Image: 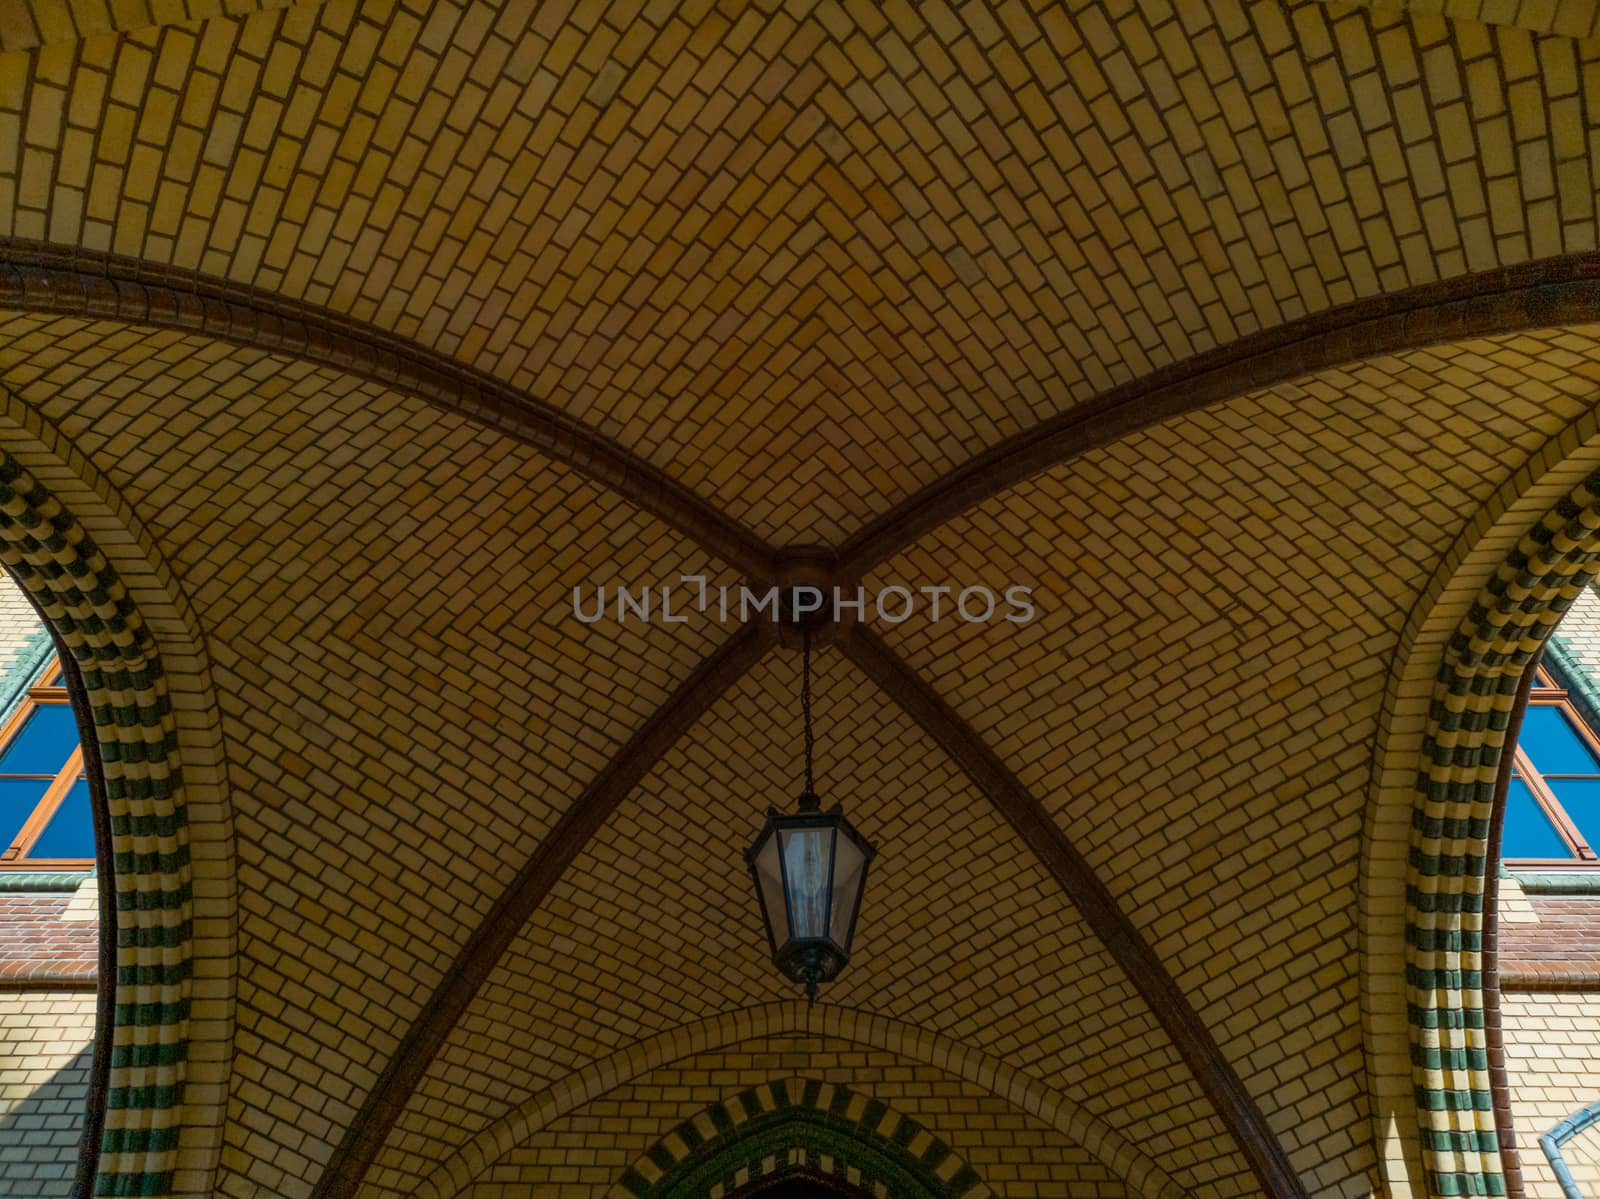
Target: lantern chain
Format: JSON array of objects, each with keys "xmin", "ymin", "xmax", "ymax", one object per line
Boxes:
[{"xmin": 802, "ymin": 620, "xmax": 815, "ymax": 797}]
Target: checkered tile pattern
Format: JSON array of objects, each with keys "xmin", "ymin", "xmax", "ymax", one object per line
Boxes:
[
  {"xmin": 0, "ymin": 450, "xmax": 190, "ymax": 1196},
  {"xmin": 1404, "ymin": 469, "xmax": 1600, "ymax": 1196}
]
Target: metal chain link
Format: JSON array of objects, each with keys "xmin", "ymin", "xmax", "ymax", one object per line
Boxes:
[{"xmin": 802, "ymin": 621, "xmax": 814, "ymax": 795}]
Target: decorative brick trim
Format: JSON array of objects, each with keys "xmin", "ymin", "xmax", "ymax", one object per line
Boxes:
[
  {"xmin": 0, "ymin": 450, "xmax": 191, "ymax": 1198},
  {"xmin": 609, "ymin": 1077, "xmax": 988, "ymax": 1199},
  {"xmin": 0, "ymin": 239, "xmax": 774, "ymax": 581},
  {"xmin": 1402, "ymin": 468, "xmax": 1600, "ymax": 1198},
  {"xmin": 0, "ymin": 966, "xmax": 95, "ymax": 986},
  {"xmin": 0, "ymin": 871, "xmax": 90, "ymax": 891},
  {"xmin": 1362, "ymin": 413, "xmax": 1600, "ymax": 1199},
  {"xmin": 0, "ymin": 389, "xmax": 237, "ymax": 1199},
  {"xmin": 15, "ymin": 247, "xmax": 1600, "ymax": 1199},
  {"xmin": 1482, "ymin": 661, "xmax": 1537, "ymax": 1199},
  {"xmin": 58, "ymin": 639, "xmax": 116, "ymax": 1192},
  {"xmin": 840, "ymin": 625, "xmax": 1305, "ymax": 1199},
  {"xmin": 414, "ymin": 1004, "xmax": 1185, "ymax": 1199},
  {"xmin": 1509, "ymin": 874, "xmax": 1600, "ymax": 894},
  {"xmin": 311, "ymin": 621, "xmax": 779, "ymax": 1199},
  {"xmin": 1498, "ymin": 965, "xmax": 1600, "ymax": 990},
  {"xmin": 0, "ymin": 619, "xmax": 51, "ymax": 725}
]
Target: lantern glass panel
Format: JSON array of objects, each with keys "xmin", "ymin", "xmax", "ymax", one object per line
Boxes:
[
  {"xmin": 752, "ymin": 831, "xmax": 787, "ymax": 946},
  {"xmin": 779, "ymin": 826, "xmax": 832, "ymax": 939},
  {"xmin": 828, "ymin": 833, "xmax": 866, "ymax": 949}
]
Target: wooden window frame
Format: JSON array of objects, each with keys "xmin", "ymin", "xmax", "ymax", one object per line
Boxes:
[
  {"xmin": 1505, "ymin": 667, "xmax": 1600, "ymax": 868},
  {"xmin": 0, "ymin": 655, "xmax": 93, "ymax": 870}
]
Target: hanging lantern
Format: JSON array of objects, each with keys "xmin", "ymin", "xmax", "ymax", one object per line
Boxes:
[{"xmin": 745, "ymin": 622, "xmax": 876, "ymax": 1003}]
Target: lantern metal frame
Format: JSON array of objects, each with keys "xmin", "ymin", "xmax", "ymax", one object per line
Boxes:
[
  {"xmin": 744, "ymin": 615, "xmax": 876, "ymax": 1002},
  {"xmin": 745, "ymin": 789, "xmax": 876, "ymax": 1001}
]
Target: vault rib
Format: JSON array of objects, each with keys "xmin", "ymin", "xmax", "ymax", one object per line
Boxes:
[
  {"xmin": 0, "ymin": 239, "xmax": 775, "ymax": 582},
  {"xmin": 307, "ymin": 619, "xmax": 777, "ymax": 1199},
  {"xmin": 834, "ymin": 253, "xmax": 1600, "ymax": 579},
  {"xmin": 840, "ymin": 623, "xmax": 1310, "ymax": 1199},
  {"xmin": 19, "ymin": 242, "xmax": 1590, "ymax": 1199},
  {"xmin": 8, "ymin": 241, "xmax": 1600, "ymax": 585}
]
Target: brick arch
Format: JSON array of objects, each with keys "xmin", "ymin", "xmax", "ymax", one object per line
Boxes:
[
  {"xmin": 0, "ymin": 387, "xmax": 236, "ymax": 1199},
  {"xmin": 415, "ymin": 1003, "xmax": 1186, "ymax": 1199},
  {"xmin": 13, "ymin": 243, "xmax": 1600, "ymax": 1199},
  {"xmin": 609, "ymin": 1076, "xmax": 987, "ymax": 1199},
  {"xmin": 1362, "ymin": 404, "xmax": 1600, "ymax": 1199}
]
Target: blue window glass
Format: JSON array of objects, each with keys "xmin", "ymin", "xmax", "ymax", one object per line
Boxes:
[
  {"xmin": 1502, "ymin": 777, "xmax": 1575, "ymax": 860},
  {"xmin": 0, "ymin": 705, "xmax": 78, "ymax": 776},
  {"xmin": 0, "ymin": 776, "xmax": 49, "ymax": 851},
  {"xmin": 27, "ymin": 778, "xmax": 94, "ymax": 860},
  {"xmin": 0, "ymin": 657, "xmax": 95, "ymax": 866},
  {"xmin": 1517, "ymin": 705, "xmax": 1600, "ymax": 775},
  {"xmin": 1549, "ymin": 777, "xmax": 1600, "ymax": 852}
]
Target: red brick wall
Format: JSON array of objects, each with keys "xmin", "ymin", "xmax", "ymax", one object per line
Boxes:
[
  {"xmin": 0, "ymin": 894, "xmax": 96, "ymax": 983},
  {"xmin": 1501, "ymin": 896, "xmax": 1600, "ymax": 988}
]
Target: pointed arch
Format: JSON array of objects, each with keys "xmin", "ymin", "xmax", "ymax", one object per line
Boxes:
[
  {"xmin": 416, "ymin": 1003, "xmax": 1185, "ymax": 1199},
  {"xmin": 1363, "ymin": 403, "xmax": 1600, "ymax": 1199},
  {"xmin": 0, "ymin": 384, "xmax": 236, "ymax": 1199},
  {"xmin": 608, "ymin": 1076, "xmax": 989, "ymax": 1199}
]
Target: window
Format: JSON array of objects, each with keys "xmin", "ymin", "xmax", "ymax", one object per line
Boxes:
[
  {"xmin": 1504, "ymin": 666, "xmax": 1600, "ymax": 866},
  {"xmin": 0, "ymin": 656, "xmax": 94, "ymax": 869}
]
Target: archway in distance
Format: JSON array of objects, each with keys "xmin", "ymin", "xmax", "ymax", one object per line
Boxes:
[{"xmin": 611, "ymin": 1077, "xmax": 989, "ymax": 1199}]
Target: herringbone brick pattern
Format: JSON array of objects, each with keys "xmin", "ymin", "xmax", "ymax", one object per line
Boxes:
[
  {"xmin": 0, "ymin": 1, "xmax": 1597, "ymax": 1197},
  {"xmin": 2, "ymin": 0, "xmax": 1598, "ymax": 548},
  {"xmin": 866, "ymin": 329, "xmax": 1600, "ymax": 1198},
  {"xmin": 367, "ymin": 648, "xmax": 1230, "ymax": 1198}
]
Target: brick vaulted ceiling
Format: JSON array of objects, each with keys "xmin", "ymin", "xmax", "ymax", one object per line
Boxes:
[{"xmin": 3, "ymin": 1, "xmax": 1600, "ymax": 1198}]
